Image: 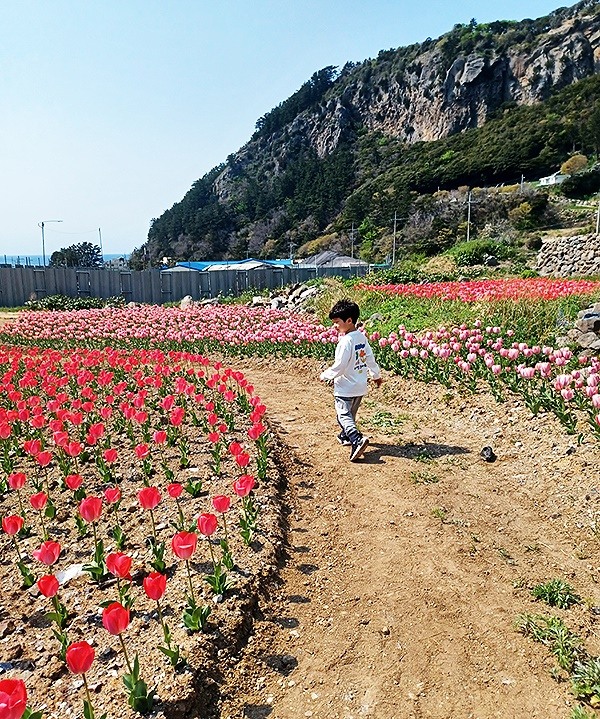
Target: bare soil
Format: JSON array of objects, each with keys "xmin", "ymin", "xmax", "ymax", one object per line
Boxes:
[
  {"xmin": 0, "ymin": 311, "xmax": 20, "ymax": 327},
  {"xmin": 0, "ymin": 360, "xmax": 284, "ymax": 719},
  {"xmin": 218, "ymin": 357, "xmax": 600, "ymax": 719}
]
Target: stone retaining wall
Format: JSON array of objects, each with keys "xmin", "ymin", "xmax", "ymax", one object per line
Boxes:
[{"xmin": 536, "ymin": 233, "xmax": 600, "ymax": 277}]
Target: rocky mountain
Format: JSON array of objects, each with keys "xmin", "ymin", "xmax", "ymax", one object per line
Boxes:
[{"xmin": 132, "ymin": 0, "xmax": 600, "ymax": 268}]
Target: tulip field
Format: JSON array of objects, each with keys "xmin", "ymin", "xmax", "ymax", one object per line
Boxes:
[
  {"xmin": 3, "ymin": 277, "xmax": 600, "ymax": 443},
  {"xmin": 0, "ymin": 345, "xmax": 279, "ymax": 718},
  {"xmin": 2, "ymin": 274, "xmax": 600, "ymax": 718}
]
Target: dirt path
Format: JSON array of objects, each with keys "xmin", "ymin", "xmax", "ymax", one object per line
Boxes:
[{"xmin": 217, "ymin": 357, "xmax": 600, "ymax": 719}]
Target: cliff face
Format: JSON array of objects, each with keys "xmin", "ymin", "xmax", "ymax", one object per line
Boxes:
[
  {"xmin": 137, "ymin": 0, "xmax": 600, "ymax": 266},
  {"xmin": 223, "ymin": 3, "xmax": 600, "ymax": 172}
]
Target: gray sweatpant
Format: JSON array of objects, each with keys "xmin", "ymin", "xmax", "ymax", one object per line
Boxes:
[{"xmin": 334, "ymin": 395, "xmax": 363, "ymax": 442}]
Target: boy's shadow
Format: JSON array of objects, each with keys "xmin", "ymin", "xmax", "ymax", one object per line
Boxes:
[{"xmin": 363, "ymin": 441, "xmax": 470, "ymax": 464}]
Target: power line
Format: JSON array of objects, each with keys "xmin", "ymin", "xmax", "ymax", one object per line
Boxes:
[{"xmin": 42, "ymin": 227, "xmax": 99, "ymax": 235}]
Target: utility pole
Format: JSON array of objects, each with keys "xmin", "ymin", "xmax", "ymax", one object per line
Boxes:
[
  {"xmin": 466, "ymin": 191, "xmax": 473, "ymax": 243},
  {"xmin": 350, "ymin": 222, "xmax": 355, "ymax": 259},
  {"xmin": 38, "ymin": 220, "xmax": 63, "ymax": 266},
  {"xmin": 98, "ymin": 227, "xmax": 103, "ymax": 264},
  {"xmin": 520, "ymin": 174, "xmax": 525, "ymax": 193},
  {"xmin": 596, "ymin": 195, "xmax": 600, "ymax": 235},
  {"xmin": 392, "ymin": 211, "xmax": 397, "ymax": 266}
]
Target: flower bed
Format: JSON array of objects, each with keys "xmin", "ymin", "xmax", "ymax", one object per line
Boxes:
[
  {"xmin": 0, "ymin": 345, "xmax": 282, "ymax": 718},
  {"xmin": 371, "ymin": 322, "xmax": 600, "ymax": 438},
  {"xmin": 0, "ymin": 305, "xmax": 337, "ymax": 357},
  {"xmin": 357, "ymin": 277, "xmax": 600, "ymax": 302}
]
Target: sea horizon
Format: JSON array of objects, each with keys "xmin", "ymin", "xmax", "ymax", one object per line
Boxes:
[{"xmin": 1, "ymin": 252, "xmax": 130, "ymax": 267}]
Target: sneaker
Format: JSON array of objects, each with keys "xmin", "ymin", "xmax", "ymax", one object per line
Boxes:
[
  {"xmin": 337, "ymin": 432, "xmax": 352, "ymax": 446},
  {"xmin": 350, "ymin": 435, "xmax": 369, "ymax": 462}
]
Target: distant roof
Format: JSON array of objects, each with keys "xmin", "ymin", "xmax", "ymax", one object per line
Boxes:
[
  {"xmin": 205, "ymin": 260, "xmax": 265, "ymax": 271},
  {"xmin": 164, "ymin": 258, "xmax": 293, "ymax": 272},
  {"xmin": 297, "ymin": 251, "xmax": 368, "ymax": 268}
]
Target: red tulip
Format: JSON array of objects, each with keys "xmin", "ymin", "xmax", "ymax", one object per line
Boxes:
[
  {"xmin": 197, "ymin": 513, "xmax": 218, "ymax": 536},
  {"xmin": 228, "ymin": 441, "xmax": 243, "ymax": 456},
  {"xmin": 152, "ymin": 430, "xmax": 167, "ymax": 445},
  {"xmin": 167, "ymin": 483, "xmax": 183, "ymax": 498},
  {"xmin": 208, "ymin": 431, "xmax": 220, "ymax": 444},
  {"xmin": 169, "ymin": 407, "xmax": 185, "ymax": 427},
  {"xmin": 171, "ymin": 531, "xmax": 197, "ymax": 560},
  {"xmin": 32, "ymin": 540, "xmax": 61, "ymax": 566},
  {"xmin": 37, "ymin": 574, "xmax": 59, "ymax": 598},
  {"xmin": 29, "ymin": 492, "xmax": 48, "ymax": 511},
  {"xmin": 248, "ymin": 423, "xmax": 266, "ymax": 440},
  {"xmin": 65, "ymin": 474, "xmax": 84, "ymax": 491},
  {"xmin": 234, "ymin": 452, "xmax": 250, "ymax": 468},
  {"xmin": 0, "ymin": 678, "xmax": 27, "ymax": 719},
  {"xmin": 36, "ymin": 451, "xmax": 52, "ymax": 467},
  {"xmin": 135, "ymin": 443, "xmax": 150, "ymax": 460},
  {"xmin": 212, "ymin": 495, "xmax": 231, "ymax": 513},
  {"xmin": 2, "ymin": 515, "xmax": 24, "ymax": 536},
  {"xmin": 233, "ymin": 474, "xmax": 255, "ymax": 497},
  {"xmin": 87, "ymin": 422, "xmax": 105, "ymax": 440},
  {"xmin": 160, "ymin": 395, "xmax": 175, "ymax": 411},
  {"xmin": 138, "ymin": 486, "xmax": 161, "ymax": 510},
  {"xmin": 143, "ymin": 572, "xmax": 166, "ymax": 601},
  {"xmin": 79, "ymin": 496, "xmax": 102, "ymax": 523},
  {"xmin": 7, "ymin": 473, "xmax": 26, "ymax": 490},
  {"xmin": 102, "ymin": 602, "xmax": 130, "ymax": 635},
  {"xmin": 104, "ymin": 486, "xmax": 121, "ymax": 504},
  {"xmin": 23, "ymin": 439, "xmax": 41, "ymax": 456},
  {"xmin": 103, "ymin": 448, "xmax": 118, "ymax": 463},
  {"xmin": 30, "ymin": 414, "xmax": 45, "ymax": 430},
  {"xmin": 134, "ymin": 410, "xmax": 148, "ymax": 425},
  {"xmin": 106, "ymin": 552, "xmax": 132, "ymax": 579},
  {"xmin": 53, "ymin": 431, "xmax": 69, "ymax": 447},
  {"xmin": 65, "ymin": 441, "xmax": 82, "ymax": 458},
  {"xmin": 65, "ymin": 641, "xmax": 95, "ymax": 674},
  {"xmin": 0, "ymin": 423, "xmax": 11, "ymax": 440}
]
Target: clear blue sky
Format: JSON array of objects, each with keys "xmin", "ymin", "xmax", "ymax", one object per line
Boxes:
[{"xmin": 1, "ymin": 0, "xmax": 564, "ymax": 257}]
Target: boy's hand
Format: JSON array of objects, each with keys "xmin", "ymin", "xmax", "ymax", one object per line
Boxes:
[{"xmin": 374, "ymin": 377, "xmax": 383, "ymax": 387}]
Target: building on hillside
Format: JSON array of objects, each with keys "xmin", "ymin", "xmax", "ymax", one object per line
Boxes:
[
  {"xmin": 538, "ymin": 171, "xmax": 568, "ymax": 186},
  {"xmin": 296, "ymin": 251, "xmax": 368, "ymax": 269}
]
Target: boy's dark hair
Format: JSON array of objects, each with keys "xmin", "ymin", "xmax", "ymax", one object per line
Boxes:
[{"xmin": 329, "ymin": 299, "xmax": 360, "ymax": 323}]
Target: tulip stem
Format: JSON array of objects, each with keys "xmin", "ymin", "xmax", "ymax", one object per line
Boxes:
[
  {"xmin": 175, "ymin": 498, "xmax": 184, "ymax": 528},
  {"xmin": 156, "ymin": 599, "xmax": 170, "ymax": 647},
  {"xmin": 149, "ymin": 508, "xmax": 157, "ymax": 539},
  {"xmin": 38, "ymin": 510, "xmax": 48, "ymax": 540},
  {"xmin": 208, "ymin": 540, "xmax": 217, "ymax": 573},
  {"xmin": 118, "ymin": 633, "xmax": 133, "ymax": 674},
  {"xmin": 82, "ymin": 673, "xmax": 94, "ymax": 716},
  {"xmin": 222, "ymin": 514, "xmax": 230, "ymax": 547},
  {"xmin": 16, "ymin": 488, "xmax": 26, "ymax": 518},
  {"xmin": 184, "ymin": 560, "xmax": 195, "ymax": 603},
  {"xmin": 91, "ymin": 521, "xmax": 98, "ymax": 550},
  {"xmin": 11, "ymin": 535, "xmax": 22, "ymax": 562}
]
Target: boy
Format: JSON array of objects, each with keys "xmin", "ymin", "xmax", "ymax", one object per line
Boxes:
[{"xmin": 320, "ymin": 299, "xmax": 382, "ymax": 462}]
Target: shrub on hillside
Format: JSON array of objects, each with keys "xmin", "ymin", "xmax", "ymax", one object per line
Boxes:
[
  {"xmin": 449, "ymin": 239, "xmax": 513, "ymax": 267},
  {"xmin": 561, "ymin": 166, "xmax": 600, "ymax": 198}
]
